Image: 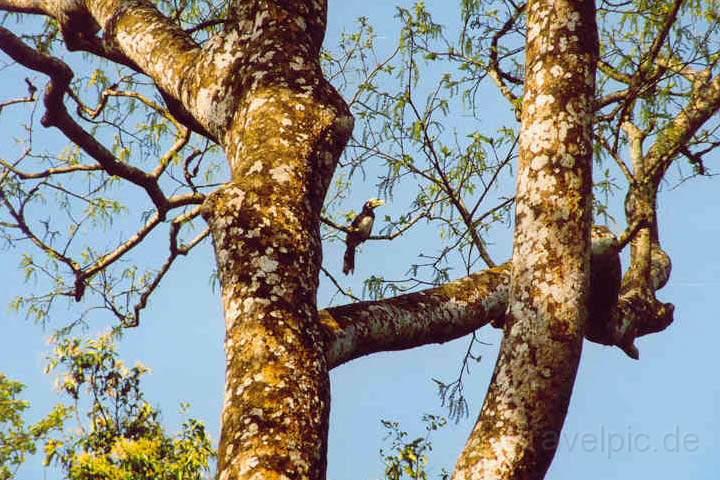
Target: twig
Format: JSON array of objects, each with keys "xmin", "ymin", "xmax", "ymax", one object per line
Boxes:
[{"xmin": 320, "ymin": 266, "xmax": 360, "ymax": 302}]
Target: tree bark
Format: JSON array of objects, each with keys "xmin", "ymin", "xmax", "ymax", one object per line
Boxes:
[
  {"xmin": 322, "ymin": 264, "xmax": 510, "ymax": 368},
  {"xmin": 3, "ymin": 1, "xmax": 703, "ymax": 479},
  {"xmin": 5, "ymin": 1, "xmax": 352, "ymax": 477},
  {"xmin": 452, "ymin": 1, "xmax": 598, "ymax": 478},
  {"xmin": 197, "ymin": 3, "xmax": 353, "ymax": 478}
]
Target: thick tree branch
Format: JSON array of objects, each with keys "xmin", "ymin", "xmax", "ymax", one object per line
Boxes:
[
  {"xmin": 75, "ymin": 0, "xmax": 200, "ymax": 102},
  {"xmin": 321, "ymin": 264, "xmax": 510, "ymax": 369},
  {"xmin": 453, "ymin": 1, "xmax": 599, "ymax": 474},
  {"xmin": 0, "ymin": 0, "xmax": 222, "ymax": 140},
  {"xmin": 0, "ymin": 0, "xmax": 42, "ymax": 14},
  {"xmin": 321, "ymin": 223, "xmax": 672, "ymax": 370}
]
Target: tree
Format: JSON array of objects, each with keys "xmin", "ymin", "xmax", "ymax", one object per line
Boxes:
[
  {"xmin": 0, "ymin": 373, "xmax": 67, "ymax": 479},
  {"xmin": 0, "ymin": 336, "xmax": 214, "ymax": 479},
  {"xmin": 0, "ymin": 0, "xmax": 718, "ymax": 479}
]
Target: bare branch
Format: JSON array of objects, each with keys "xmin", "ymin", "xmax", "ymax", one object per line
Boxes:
[
  {"xmin": 646, "ymin": 74, "xmax": 720, "ymax": 184},
  {"xmin": 0, "ymin": 27, "xmax": 176, "ymax": 218},
  {"xmin": 82, "ymin": 214, "xmax": 163, "ymax": 279},
  {"xmin": 488, "ymin": 3, "xmax": 525, "ymax": 117},
  {"xmin": 128, "ymin": 208, "xmax": 208, "ymax": 327},
  {"xmin": 0, "ymin": 78, "xmax": 37, "ymax": 112},
  {"xmin": 405, "ymin": 90, "xmax": 496, "ymax": 267},
  {"xmin": 0, "ymin": 159, "xmax": 103, "ymax": 179},
  {"xmin": 0, "ymin": 185, "xmax": 82, "ymax": 275},
  {"xmin": 320, "ymin": 266, "xmax": 360, "ymax": 303}
]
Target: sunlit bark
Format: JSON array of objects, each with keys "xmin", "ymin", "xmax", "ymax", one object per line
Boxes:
[
  {"xmin": 4, "ymin": 1, "xmax": 717, "ymax": 479},
  {"xmin": 452, "ymin": 1, "xmax": 598, "ymax": 478},
  {"xmin": 199, "ymin": 3, "xmax": 353, "ymax": 478}
]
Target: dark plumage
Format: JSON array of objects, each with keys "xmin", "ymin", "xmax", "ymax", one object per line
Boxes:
[{"xmin": 342, "ymin": 198, "xmax": 384, "ymax": 275}]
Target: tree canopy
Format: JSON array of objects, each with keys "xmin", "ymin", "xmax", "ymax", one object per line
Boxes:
[{"xmin": 1, "ymin": 0, "xmax": 719, "ymax": 478}]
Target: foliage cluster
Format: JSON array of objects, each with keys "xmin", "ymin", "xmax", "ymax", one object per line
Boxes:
[{"xmin": 1, "ymin": 334, "xmax": 214, "ymax": 479}]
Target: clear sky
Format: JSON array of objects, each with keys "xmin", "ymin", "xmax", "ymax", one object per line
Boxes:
[{"xmin": 1, "ymin": 2, "xmax": 719, "ymax": 479}]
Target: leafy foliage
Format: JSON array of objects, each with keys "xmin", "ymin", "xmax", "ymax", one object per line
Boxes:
[
  {"xmin": 320, "ymin": 4, "xmax": 519, "ymax": 300},
  {"xmin": 380, "ymin": 414, "xmax": 448, "ymax": 480},
  {"xmin": 42, "ymin": 333, "xmax": 215, "ymax": 479},
  {"xmin": 0, "ymin": 335, "xmax": 214, "ymax": 479},
  {"xmin": 0, "ymin": 374, "xmax": 67, "ymax": 480},
  {"xmin": 2, "ymin": 0, "xmax": 720, "ymax": 476}
]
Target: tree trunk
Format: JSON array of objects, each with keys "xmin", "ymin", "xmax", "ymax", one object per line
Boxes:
[
  {"xmin": 199, "ymin": 3, "xmax": 354, "ymax": 478},
  {"xmin": 453, "ymin": 1, "xmax": 598, "ymax": 478},
  {"xmin": 4, "ymin": 0, "xmax": 705, "ymax": 478}
]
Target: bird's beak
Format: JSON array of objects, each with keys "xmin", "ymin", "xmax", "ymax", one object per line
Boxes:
[{"xmin": 369, "ymin": 198, "xmax": 385, "ymax": 208}]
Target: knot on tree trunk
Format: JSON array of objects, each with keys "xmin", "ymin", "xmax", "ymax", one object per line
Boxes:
[
  {"xmin": 490, "ymin": 224, "xmax": 674, "ymax": 359},
  {"xmin": 587, "ymin": 228, "xmax": 674, "ymax": 359},
  {"xmin": 47, "ymin": 1, "xmax": 100, "ymax": 48}
]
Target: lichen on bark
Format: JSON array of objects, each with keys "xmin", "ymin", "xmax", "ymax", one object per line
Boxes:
[
  {"xmin": 2, "ymin": 1, "xmax": 710, "ymax": 479},
  {"xmin": 452, "ymin": 1, "xmax": 599, "ymax": 478},
  {"xmin": 197, "ymin": 2, "xmax": 354, "ymax": 478}
]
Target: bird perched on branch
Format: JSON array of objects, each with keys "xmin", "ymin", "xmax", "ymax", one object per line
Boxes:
[{"xmin": 343, "ymin": 198, "xmax": 384, "ymax": 275}]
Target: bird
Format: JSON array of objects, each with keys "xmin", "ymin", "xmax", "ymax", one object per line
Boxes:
[{"xmin": 342, "ymin": 198, "xmax": 384, "ymax": 275}]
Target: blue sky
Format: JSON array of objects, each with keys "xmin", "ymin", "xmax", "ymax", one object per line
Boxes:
[{"xmin": 1, "ymin": 1, "xmax": 719, "ymax": 479}]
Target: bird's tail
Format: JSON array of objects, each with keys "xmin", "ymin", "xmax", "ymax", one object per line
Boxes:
[{"xmin": 343, "ymin": 244, "xmax": 356, "ymax": 275}]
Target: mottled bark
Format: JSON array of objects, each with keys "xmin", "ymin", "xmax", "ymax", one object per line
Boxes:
[
  {"xmin": 3, "ymin": 1, "xmax": 708, "ymax": 479},
  {"xmin": 452, "ymin": 1, "xmax": 598, "ymax": 478},
  {"xmin": 3, "ymin": 0, "xmax": 350, "ymax": 477},
  {"xmin": 197, "ymin": 4, "xmax": 353, "ymax": 479},
  {"xmin": 322, "ymin": 264, "xmax": 510, "ymax": 368},
  {"xmin": 602, "ymin": 65, "xmax": 720, "ymax": 359},
  {"xmin": 611, "ymin": 54, "xmax": 720, "ymax": 359},
  {"xmin": 589, "ymin": 5, "xmax": 720, "ymax": 360},
  {"xmin": 321, "ymin": 226, "xmax": 647, "ymax": 369},
  {"xmin": 604, "ymin": 122, "xmax": 674, "ymax": 359}
]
